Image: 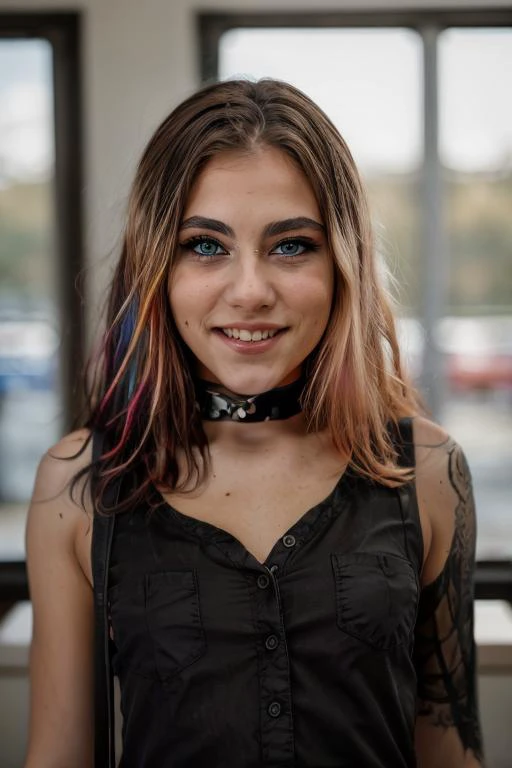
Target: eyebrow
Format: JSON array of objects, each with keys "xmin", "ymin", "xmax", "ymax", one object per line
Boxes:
[
  {"xmin": 180, "ymin": 215, "xmax": 325, "ymax": 238},
  {"xmin": 180, "ymin": 216, "xmax": 233, "ymax": 237}
]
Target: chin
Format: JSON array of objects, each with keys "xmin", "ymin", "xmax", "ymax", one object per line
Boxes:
[{"xmin": 205, "ymin": 368, "xmax": 301, "ymax": 397}]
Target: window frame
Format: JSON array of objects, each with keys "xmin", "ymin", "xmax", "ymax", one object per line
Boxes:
[
  {"xmin": 0, "ymin": 11, "xmax": 84, "ymax": 430},
  {"xmin": 199, "ymin": 8, "xmax": 512, "ymax": 84},
  {"xmin": 0, "ymin": 12, "xmax": 83, "ymax": 615},
  {"xmin": 198, "ymin": 7, "xmax": 512, "ymax": 604}
]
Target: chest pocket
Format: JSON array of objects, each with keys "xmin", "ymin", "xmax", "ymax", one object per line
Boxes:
[
  {"xmin": 331, "ymin": 552, "xmax": 419, "ymax": 651},
  {"xmin": 108, "ymin": 569, "xmax": 206, "ymax": 682}
]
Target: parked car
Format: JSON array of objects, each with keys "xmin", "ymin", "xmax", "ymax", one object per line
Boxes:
[
  {"xmin": 397, "ymin": 315, "xmax": 512, "ymax": 392},
  {"xmin": 439, "ymin": 316, "xmax": 512, "ymax": 393}
]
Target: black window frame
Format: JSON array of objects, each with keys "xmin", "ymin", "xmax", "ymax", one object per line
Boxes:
[
  {"xmin": 197, "ymin": 7, "xmax": 512, "ymax": 605},
  {"xmin": 199, "ymin": 7, "xmax": 512, "ymax": 83},
  {"xmin": 0, "ymin": 12, "xmax": 83, "ymax": 614}
]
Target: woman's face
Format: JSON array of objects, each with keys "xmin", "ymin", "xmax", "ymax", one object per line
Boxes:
[{"xmin": 169, "ymin": 145, "xmax": 334, "ymax": 395}]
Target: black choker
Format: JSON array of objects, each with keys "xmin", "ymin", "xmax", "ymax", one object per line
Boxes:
[{"xmin": 196, "ymin": 377, "xmax": 305, "ymax": 422}]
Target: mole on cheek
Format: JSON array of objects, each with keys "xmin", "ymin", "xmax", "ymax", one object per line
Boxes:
[{"xmin": 184, "ymin": 321, "xmax": 189, "ymax": 327}]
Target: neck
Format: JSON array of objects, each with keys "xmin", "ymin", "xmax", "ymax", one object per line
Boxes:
[{"xmin": 203, "ymin": 410, "xmax": 310, "ymax": 453}]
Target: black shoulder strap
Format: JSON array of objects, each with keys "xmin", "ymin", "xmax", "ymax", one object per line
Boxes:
[
  {"xmin": 392, "ymin": 416, "xmax": 415, "ymax": 469},
  {"xmin": 91, "ymin": 431, "xmax": 117, "ymax": 768},
  {"xmin": 392, "ymin": 417, "xmax": 420, "ymax": 562}
]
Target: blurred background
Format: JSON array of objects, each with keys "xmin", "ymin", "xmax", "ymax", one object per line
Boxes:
[{"xmin": 0, "ymin": 2, "xmax": 511, "ymax": 766}]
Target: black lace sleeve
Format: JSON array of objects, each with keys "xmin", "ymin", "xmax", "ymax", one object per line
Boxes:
[{"xmin": 414, "ymin": 442, "xmax": 484, "ymax": 762}]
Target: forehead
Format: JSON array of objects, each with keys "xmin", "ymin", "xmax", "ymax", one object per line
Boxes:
[{"xmin": 183, "ymin": 146, "xmax": 322, "ymax": 221}]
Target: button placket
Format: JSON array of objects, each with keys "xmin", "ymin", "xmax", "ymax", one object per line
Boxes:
[{"xmin": 254, "ymin": 566, "xmax": 294, "ymax": 765}]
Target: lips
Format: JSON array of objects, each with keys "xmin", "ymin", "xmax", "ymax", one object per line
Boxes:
[
  {"xmin": 220, "ymin": 328, "xmax": 279, "ymax": 341},
  {"xmin": 212, "ymin": 326, "xmax": 287, "ymax": 351},
  {"xmin": 213, "ymin": 324, "xmax": 287, "ymax": 342}
]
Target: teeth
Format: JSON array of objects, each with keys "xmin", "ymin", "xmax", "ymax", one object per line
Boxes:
[{"xmin": 221, "ymin": 328, "xmax": 279, "ymax": 342}]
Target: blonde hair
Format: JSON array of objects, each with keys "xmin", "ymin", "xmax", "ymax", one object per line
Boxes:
[{"xmin": 86, "ymin": 78, "xmax": 421, "ymax": 511}]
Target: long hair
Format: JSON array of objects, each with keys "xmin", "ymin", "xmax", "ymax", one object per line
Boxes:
[{"xmin": 81, "ymin": 78, "xmax": 422, "ymax": 512}]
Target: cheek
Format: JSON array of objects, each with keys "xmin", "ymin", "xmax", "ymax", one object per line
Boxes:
[
  {"xmin": 299, "ymin": 270, "xmax": 334, "ymax": 328},
  {"xmin": 168, "ymin": 271, "xmax": 205, "ymax": 326},
  {"xmin": 168, "ymin": 285, "xmax": 191, "ymax": 343}
]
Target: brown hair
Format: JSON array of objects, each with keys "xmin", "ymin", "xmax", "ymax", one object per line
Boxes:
[{"xmin": 85, "ymin": 78, "xmax": 421, "ymax": 512}]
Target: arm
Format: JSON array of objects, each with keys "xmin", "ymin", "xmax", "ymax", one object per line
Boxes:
[
  {"xmin": 413, "ymin": 418, "xmax": 484, "ymax": 768},
  {"xmin": 24, "ymin": 430, "xmax": 95, "ymax": 768}
]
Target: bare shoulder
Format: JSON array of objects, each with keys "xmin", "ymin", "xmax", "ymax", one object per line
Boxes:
[
  {"xmin": 411, "ymin": 416, "xmax": 475, "ymax": 585},
  {"xmin": 412, "ymin": 415, "xmax": 469, "ymax": 488},
  {"xmin": 411, "ymin": 415, "xmax": 451, "ymax": 461},
  {"xmin": 33, "ymin": 427, "xmax": 92, "ymax": 503},
  {"xmin": 27, "ymin": 427, "xmax": 94, "ymax": 560}
]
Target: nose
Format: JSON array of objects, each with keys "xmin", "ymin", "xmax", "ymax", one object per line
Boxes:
[{"xmin": 224, "ymin": 253, "xmax": 276, "ymax": 311}]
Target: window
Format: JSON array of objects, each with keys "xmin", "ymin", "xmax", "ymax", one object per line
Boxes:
[
  {"xmin": 0, "ymin": 38, "xmax": 58, "ymax": 556},
  {"xmin": 200, "ymin": 11, "xmax": 512, "ymax": 584},
  {"xmin": 0, "ymin": 14, "xmax": 82, "ymax": 605},
  {"xmin": 439, "ymin": 28, "xmax": 512, "ymax": 560}
]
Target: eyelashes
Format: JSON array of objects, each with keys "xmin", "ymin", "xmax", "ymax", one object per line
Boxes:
[
  {"xmin": 180, "ymin": 235, "xmax": 227, "ymax": 258},
  {"xmin": 273, "ymin": 239, "xmax": 318, "ymax": 258},
  {"xmin": 179, "ymin": 234, "xmax": 321, "ymax": 260}
]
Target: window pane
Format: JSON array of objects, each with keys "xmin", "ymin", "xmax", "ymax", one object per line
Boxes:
[
  {"xmin": 220, "ymin": 28, "xmax": 423, "ymax": 314},
  {"xmin": 439, "ymin": 29, "xmax": 512, "ymax": 558},
  {"xmin": 0, "ymin": 39, "xmax": 61, "ymax": 560},
  {"xmin": 221, "ymin": 28, "xmax": 422, "ymax": 173}
]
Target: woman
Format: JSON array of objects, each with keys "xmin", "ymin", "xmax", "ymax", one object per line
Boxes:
[{"xmin": 25, "ymin": 79, "xmax": 483, "ymax": 768}]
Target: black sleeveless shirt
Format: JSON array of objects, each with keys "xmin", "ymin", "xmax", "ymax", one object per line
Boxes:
[{"xmin": 105, "ymin": 419, "xmax": 423, "ymax": 767}]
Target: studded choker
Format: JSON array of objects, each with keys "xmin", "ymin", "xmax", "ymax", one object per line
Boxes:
[{"xmin": 196, "ymin": 376, "xmax": 305, "ymax": 422}]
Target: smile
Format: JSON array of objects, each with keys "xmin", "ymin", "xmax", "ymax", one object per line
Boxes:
[{"xmin": 221, "ymin": 328, "xmax": 279, "ymax": 341}]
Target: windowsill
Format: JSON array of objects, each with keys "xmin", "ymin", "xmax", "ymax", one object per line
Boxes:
[
  {"xmin": 0, "ymin": 504, "xmax": 26, "ymax": 562},
  {"xmin": 0, "ymin": 602, "xmax": 31, "ymax": 670},
  {"xmin": 475, "ymin": 600, "xmax": 512, "ymax": 672}
]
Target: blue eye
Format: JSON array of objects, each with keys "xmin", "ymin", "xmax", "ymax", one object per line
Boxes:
[
  {"xmin": 182, "ymin": 236, "xmax": 226, "ymax": 258},
  {"xmin": 273, "ymin": 239, "xmax": 313, "ymax": 257}
]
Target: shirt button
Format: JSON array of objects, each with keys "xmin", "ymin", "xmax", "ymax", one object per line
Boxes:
[
  {"xmin": 282, "ymin": 534, "xmax": 296, "ymax": 548},
  {"xmin": 268, "ymin": 701, "xmax": 281, "ymax": 718},
  {"xmin": 257, "ymin": 574, "xmax": 270, "ymax": 589},
  {"xmin": 265, "ymin": 634, "xmax": 279, "ymax": 651}
]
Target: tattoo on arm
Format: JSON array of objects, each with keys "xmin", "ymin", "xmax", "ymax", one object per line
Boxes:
[{"xmin": 414, "ymin": 442, "xmax": 484, "ymax": 760}]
